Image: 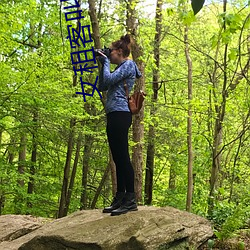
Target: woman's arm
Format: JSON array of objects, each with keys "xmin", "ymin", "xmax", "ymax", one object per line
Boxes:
[
  {"xmin": 97, "ymin": 65, "xmax": 108, "ymax": 91},
  {"xmin": 102, "ymin": 58, "xmax": 133, "ymax": 86}
]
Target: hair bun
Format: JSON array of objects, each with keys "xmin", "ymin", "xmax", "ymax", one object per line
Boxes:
[
  {"xmin": 120, "ymin": 34, "xmax": 131, "ymax": 45},
  {"xmin": 112, "ymin": 34, "xmax": 131, "ymax": 57}
]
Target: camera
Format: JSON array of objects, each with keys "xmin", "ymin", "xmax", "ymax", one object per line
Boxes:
[{"xmin": 94, "ymin": 46, "xmax": 111, "ymax": 58}]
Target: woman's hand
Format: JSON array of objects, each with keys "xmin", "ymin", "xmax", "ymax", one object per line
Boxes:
[{"xmin": 97, "ymin": 51, "xmax": 108, "ymax": 64}]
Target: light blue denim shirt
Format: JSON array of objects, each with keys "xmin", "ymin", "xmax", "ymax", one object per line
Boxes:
[{"xmin": 98, "ymin": 58, "xmax": 142, "ymax": 114}]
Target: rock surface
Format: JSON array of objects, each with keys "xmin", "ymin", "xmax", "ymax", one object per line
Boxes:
[
  {"xmin": 0, "ymin": 214, "xmax": 48, "ymax": 243},
  {"xmin": 0, "ymin": 206, "xmax": 214, "ymax": 250}
]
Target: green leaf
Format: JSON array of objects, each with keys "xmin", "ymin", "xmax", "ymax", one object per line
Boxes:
[
  {"xmin": 228, "ymin": 48, "xmax": 238, "ymax": 61},
  {"xmin": 181, "ymin": 10, "xmax": 196, "ymax": 26},
  {"xmin": 221, "ymin": 29, "xmax": 232, "ymax": 44},
  {"xmin": 208, "ymin": 239, "xmax": 215, "ymax": 249},
  {"xmin": 191, "ymin": 0, "xmax": 205, "ymax": 15}
]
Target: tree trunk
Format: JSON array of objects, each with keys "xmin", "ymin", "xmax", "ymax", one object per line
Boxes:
[
  {"xmin": 145, "ymin": 127, "xmax": 154, "ymax": 204},
  {"xmin": 126, "ymin": 0, "xmax": 145, "ymax": 202},
  {"xmin": 0, "ymin": 129, "xmax": 2, "ymax": 148},
  {"xmin": 168, "ymin": 165, "xmax": 176, "ymax": 190},
  {"xmin": 27, "ymin": 110, "xmax": 38, "ymax": 208},
  {"xmin": 0, "ymin": 194, "xmax": 4, "ymax": 215},
  {"xmin": 88, "ymin": 0, "xmax": 101, "ymax": 49},
  {"xmin": 168, "ymin": 94, "xmax": 177, "ymax": 190},
  {"xmin": 91, "ymin": 163, "xmax": 110, "ymax": 209},
  {"xmin": 18, "ymin": 135, "xmax": 26, "ymax": 187},
  {"xmin": 64, "ymin": 132, "xmax": 82, "ymax": 215},
  {"xmin": 208, "ymin": 0, "xmax": 228, "ymax": 216},
  {"xmin": 58, "ymin": 0, "xmax": 83, "ymax": 218},
  {"xmin": 144, "ymin": 0, "xmax": 162, "ymax": 205},
  {"xmin": 88, "ymin": 0, "xmax": 107, "ymax": 107},
  {"xmin": 88, "ymin": 0, "xmax": 117, "ymax": 200},
  {"xmin": 0, "ymin": 127, "xmax": 4, "ymax": 213},
  {"xmin": 15, "ymin": 134, "xmax": 27, "ymax": 214},
  {"xmin": 7, "ymin": 137, "xmax": 15, "ymax": 164},
  {"xmin": 80, "ymin": 134, "xmax": 93, "ymax": 210},
  {"xmin": 25, "ymin": 0, "xmax": 43, "ymax": 210},
  {"xmin": 58, "ymin": 118, "xmax": 75, "ymax": 218},
  {"xmin": 184, "ymin": 25, "xmax": 193, "ymax": 212}
]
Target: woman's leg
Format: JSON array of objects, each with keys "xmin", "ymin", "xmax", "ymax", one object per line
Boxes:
[{"xmin": 106, "ymin": 111, "xmax": 134, "ymax": 193}]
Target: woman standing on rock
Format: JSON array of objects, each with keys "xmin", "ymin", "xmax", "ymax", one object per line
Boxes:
[{"xmin": 97, "ymin": 34, "xmax": 142, "ymax": 216}]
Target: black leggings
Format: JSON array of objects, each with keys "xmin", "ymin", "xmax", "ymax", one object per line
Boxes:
[{"xmin": 106, "ymin": 111, "xmax": 134, "ymax": 192}]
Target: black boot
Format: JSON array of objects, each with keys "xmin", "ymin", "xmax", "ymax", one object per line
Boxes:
[
  {"xmin": 111, "ymin": 192, "xmax": 138, "ymax": 216},
  {"xmin": 102, "ymin": 192, "xmax": 125, "ymax": 213}
]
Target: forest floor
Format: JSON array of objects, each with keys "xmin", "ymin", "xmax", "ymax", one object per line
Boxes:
[{"xmin": 200, "ymin": 230, "xmax": 250, "ymax": 249}]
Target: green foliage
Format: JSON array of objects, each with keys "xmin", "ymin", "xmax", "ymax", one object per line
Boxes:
[
  {"xmin": 238, "ymin": 241, "xmax": 245, "ymax": 250},
  {"xmin": 0, "ymin": 2, "xmax": 250, "ymax": 241},
  {"xmin": 210, "ymin": 200, "xmax": 236, "ymax": 226},
  {"xmin": 214, "ymin": 204, "xmax": 250, "ymax": 240}
]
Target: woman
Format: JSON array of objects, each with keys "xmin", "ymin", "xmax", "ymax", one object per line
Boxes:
[{"xmin": 97, "ymin": 34, "xmax": 142, "ymax": 216}]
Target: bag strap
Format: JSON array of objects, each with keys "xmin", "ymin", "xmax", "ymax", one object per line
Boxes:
[{"xmin": 123, "ymin": 80, "xmax": 129, "ymax": 99}]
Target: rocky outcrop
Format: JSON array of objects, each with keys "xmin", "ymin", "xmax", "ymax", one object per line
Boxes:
[
  {"xmin": 0, "ymin": 206, "xmax": 214, "ymax": 250},
  {"xmin": 0, "ymin": 214, "xmax": 49, "ymax": 243}
]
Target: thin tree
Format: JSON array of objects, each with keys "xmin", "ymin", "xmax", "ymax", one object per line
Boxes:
[
  {"xmin": 58, "ymin": 118, "xmax": 75, "ymax": 218},
  {"xmin": 184, "ymin": 24, "xmax": 193, "ymax": 212},
  {"xmin": 144, "ymin": 0, "xmax": 163, "ymax": 205},
  {"xmin": 126, "ymin": 0, "xmax": 145, "ymax": 202},
  {"xmin": 65, "ymin": 132, "xmax": 82, "ymax": 214},
  {"xmin": 208, "ymin": 0, "xmax": 228, "ymax": 216},
  {"xmin": 58, "ymin": 0, "xmax": 82, "ymax": 218},
  {"xmin": 87, "ymin": 0, "xmax": 117, "ymax": 198}
]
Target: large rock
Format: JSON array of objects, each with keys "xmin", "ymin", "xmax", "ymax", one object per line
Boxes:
[
  {"xmin": 0, "ymin": 206, "xmax": 214, "ymax": 250},
  {"xmin": 0, "ymin": 215, "xmax": 48, "ymax": 243}
]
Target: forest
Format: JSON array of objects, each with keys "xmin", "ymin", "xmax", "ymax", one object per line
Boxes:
[{"xmin": 0, "ymin": 0, "xmax": 249, "ymax": 248}]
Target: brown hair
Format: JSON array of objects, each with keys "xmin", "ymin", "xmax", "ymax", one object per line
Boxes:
[{"xmin": 112, "ymin": 34, "xmax": 131, "ymax": 57}]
